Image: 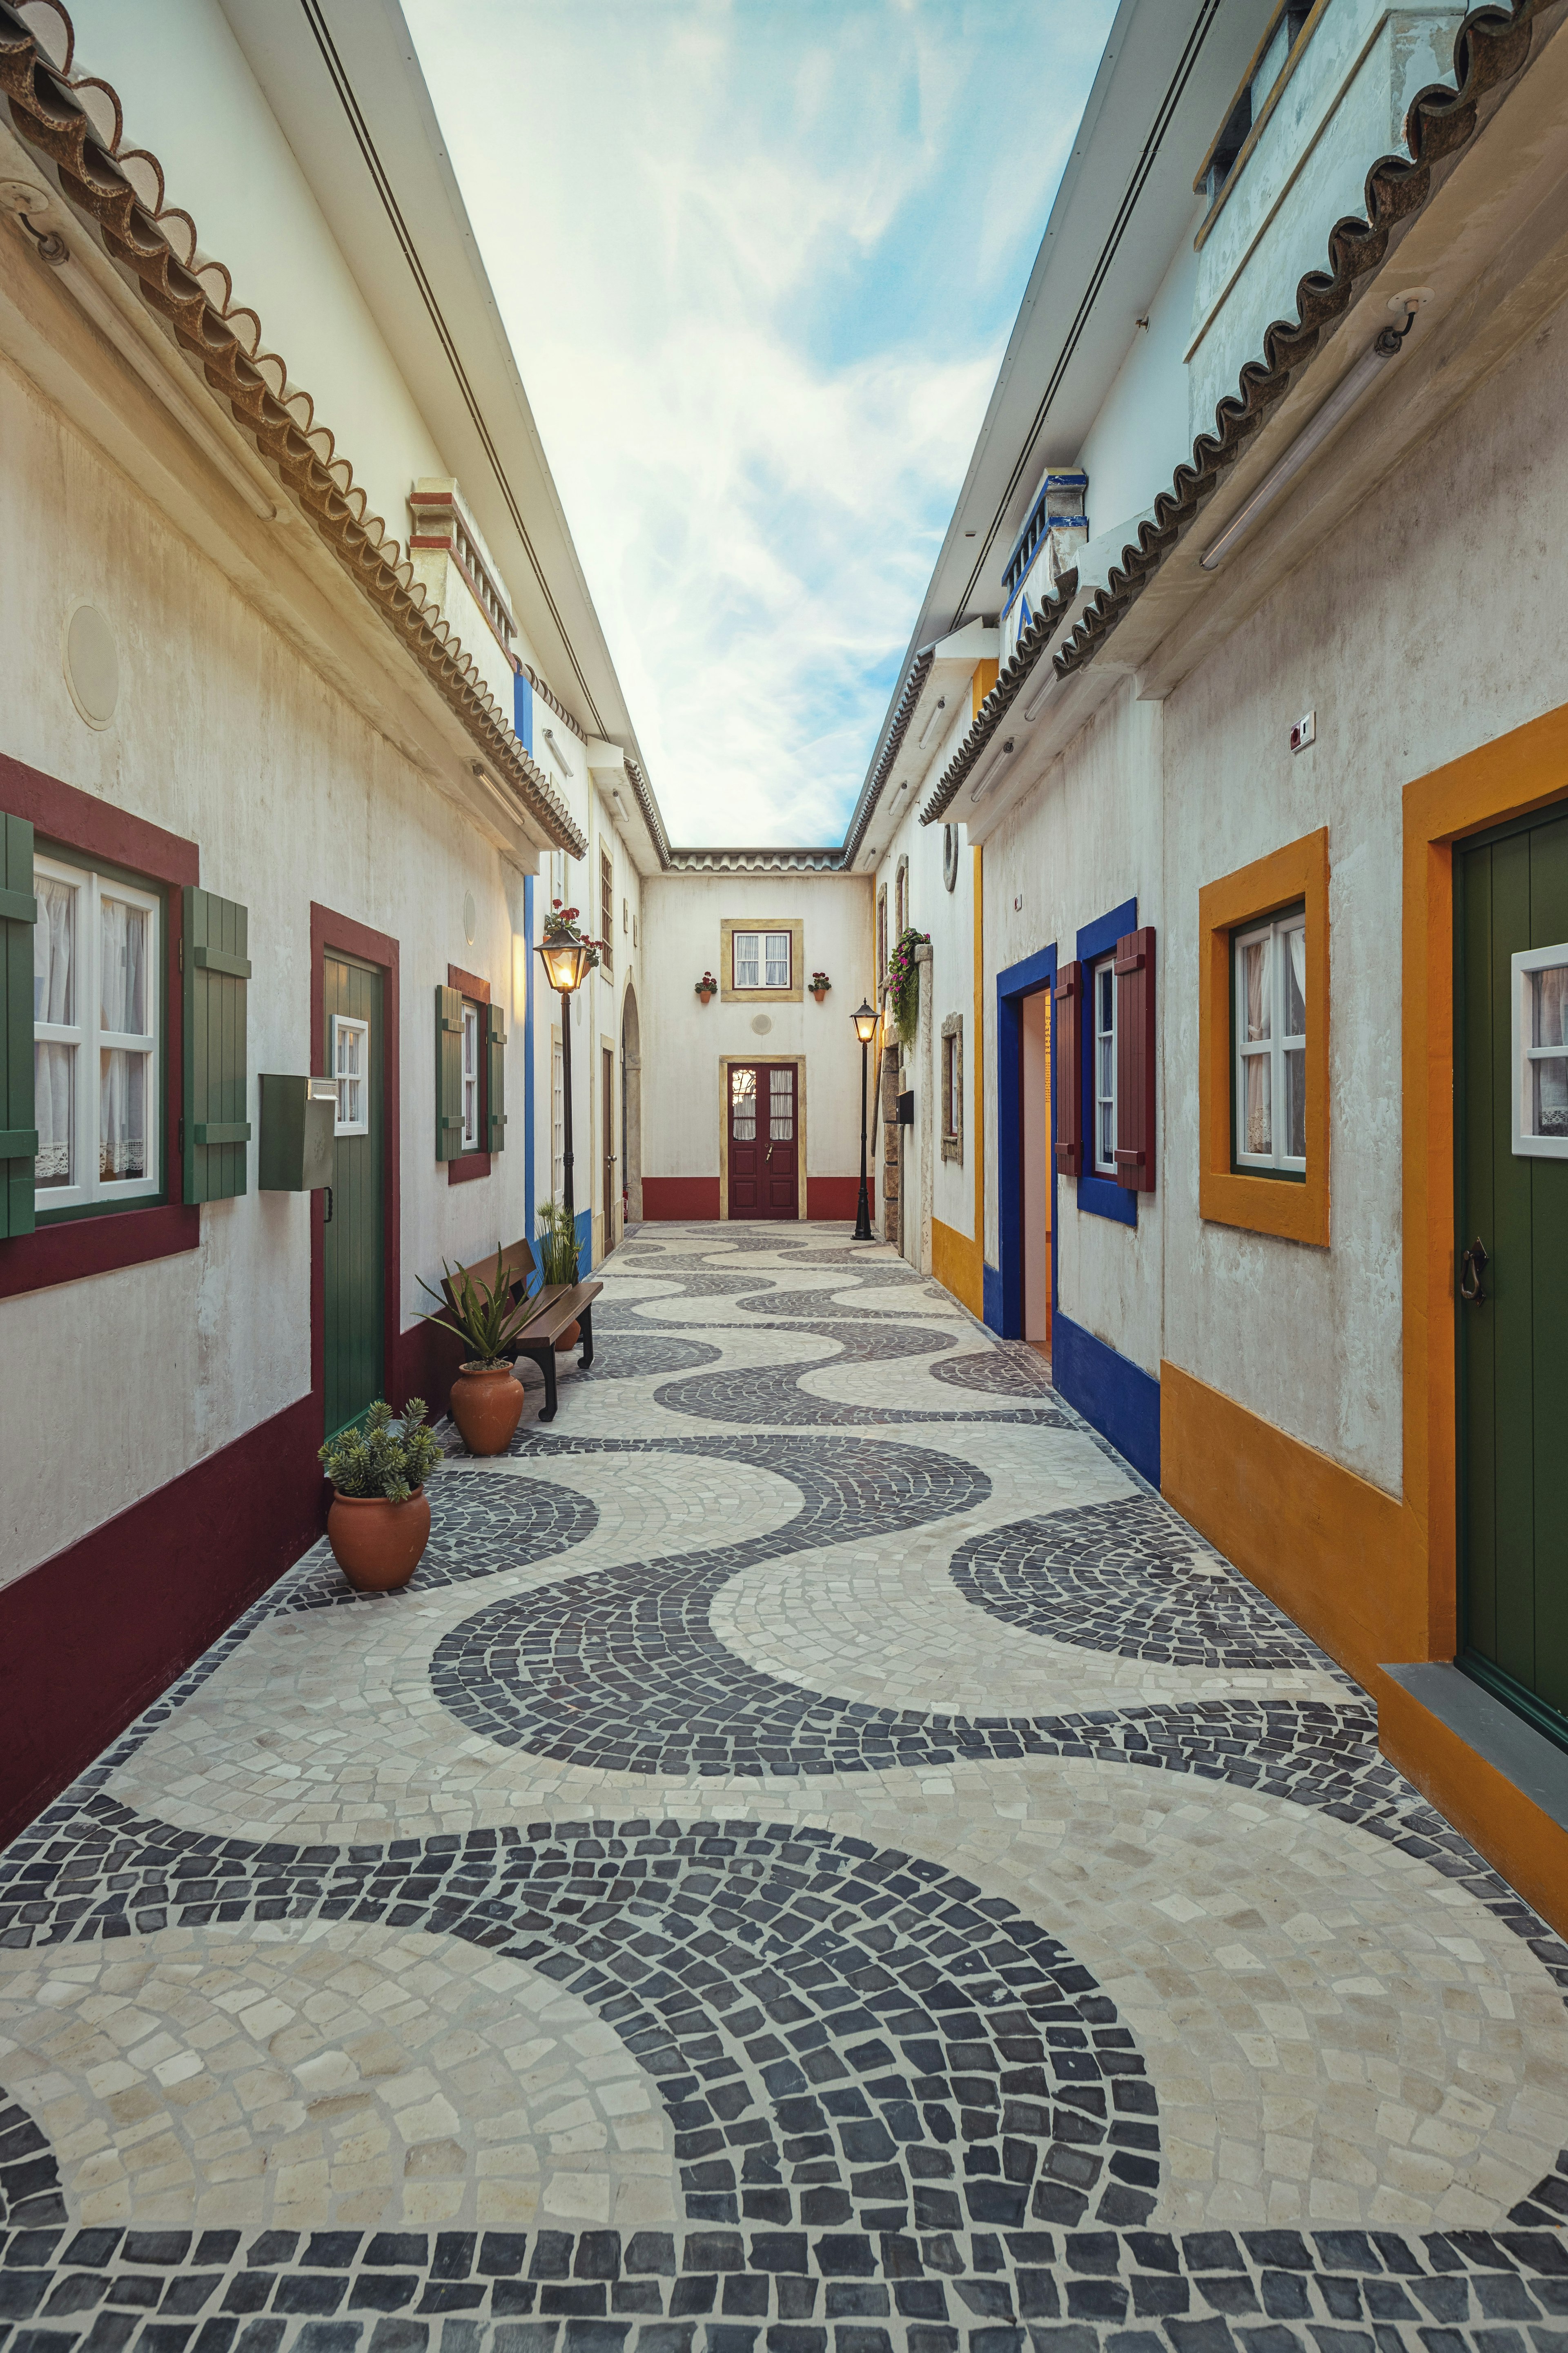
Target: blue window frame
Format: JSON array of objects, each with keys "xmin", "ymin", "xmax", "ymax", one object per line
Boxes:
[{"xmin": 1075, "ymin": 897, "xmax": 1138, "ymax": 1226}]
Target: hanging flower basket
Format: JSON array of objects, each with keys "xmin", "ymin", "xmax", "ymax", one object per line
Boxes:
[
  {"xmin": 886, "ymin": 928, "xmax": 931, "ymax": 1048},
  {"xmin": 695, "ymin": 969, "xmax": 718, "ymax": 1005},
  {"xmin": 810, "ymin": 970, "xmax": 832, "ymax": 1004}
]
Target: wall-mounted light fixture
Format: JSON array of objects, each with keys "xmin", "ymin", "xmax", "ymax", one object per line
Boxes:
[
  {"xmin": 1200, "ymin": 292, "xmax": 1430, "ymax": 572},
  {"xmin": 916, "ymin": 694, "xmax": 947, "ymax": 751},
  {"xmin": 968, "ymin": 736, "xmax": 1016, "ymax": 807},
  {"xmin": 542, "ymin": 725, "xmax": 572, "ymax": 777}
]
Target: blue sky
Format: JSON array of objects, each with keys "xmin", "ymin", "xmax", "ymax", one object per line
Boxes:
[{"xmin": 407, "ymin": 0, "xmax": 1115, "ymax": 846}]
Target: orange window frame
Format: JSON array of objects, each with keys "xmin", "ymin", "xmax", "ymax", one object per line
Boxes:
[{"xmin": 1198, "ymin": 826, "xmax": 1329, "ymax": 1247}]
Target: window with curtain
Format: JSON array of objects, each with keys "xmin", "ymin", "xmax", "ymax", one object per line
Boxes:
[
  {"xmin": 1233, "ymin": 904, "xmax": 1307, "ymax": 1174},
  {"xmin": 732, "ymin": 930, "xmax": 791, "ymax": 990},
  {"xmin": 332, "ymin": 1015, "xmax": 369, "ymax": 1138},
  {"xmin": 768, "ymin": 1066, "xmax": 794, "ymax": 1138},
  {"xmin": 1092, "ymin": 955, "xmax": 1117, "ymax": 1175},
  {"xmin": 33, "ymin": 852, "xmax": 160, "ymax": 1213},
  {"xmin": 460, "ymin": 1001, "xmax": 480, "ymax": 1151}
]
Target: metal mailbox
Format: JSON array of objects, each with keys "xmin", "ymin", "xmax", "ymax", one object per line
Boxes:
[{"xmin": 258, "ymin": 1074, "xmax": 337, "ymax": 1191}]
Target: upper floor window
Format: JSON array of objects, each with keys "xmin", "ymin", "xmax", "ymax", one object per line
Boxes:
[
  {"xmin": 734, "ymin": 930, "xmax": 791, "ymax": 990},
  {"xmin": 1196, "ymin": 2, "xmax": 1313, "ymax": 218},
  {"xmin": 1233, "ymin": 906, "xmax": 1306, "ymax": 1174},
  {"xmin": 1092, "ymin": 955, "xmax": 1117, "ymax": 1175},
  {"xmin": 461, "ymin": 1001, "xmax": 480, "ymax": 1151},
  {"xmin": 34, "ymin": 851, "xmax": 161, "ymax": 1211},
  {"xmin": 599, "ymin": 849, "xmax": 614, "ymax": 976}
]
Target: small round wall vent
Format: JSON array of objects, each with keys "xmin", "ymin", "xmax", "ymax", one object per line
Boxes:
[
  {"xmin": 750, "ymin": 1014, "xmax": 773, "ymax": 1036},
  {"xmin": 63, "ymin": 602, "xmax": 118, "ymax": 729}
]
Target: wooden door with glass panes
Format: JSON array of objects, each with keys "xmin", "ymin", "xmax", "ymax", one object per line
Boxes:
[
  {"xmin": 727, "ymin": 1063, "xmax": 798, "ymax": 1219},
  {"xmin": 1455, "ymin": 804, "xmax": 1568, "ymax": 1748},
  {"xmin": 323, "ymin": 952, "xmax": 384, "ymax": 1437}
]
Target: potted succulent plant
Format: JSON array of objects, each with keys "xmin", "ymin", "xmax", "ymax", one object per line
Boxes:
[
  {"xmin": 536, "ymin": 1199, "xmax": 583, "ymax": 1347},
  {"xmin": 416, "ymin": 1251, "xmax": 530, "ymax": 1454},
  {"xmin": 319, "ymin": 1400, "xmax": 442, "ymax": 1592},
  {"xmin": 695, "ymin": 970, "xmax": 718, "ymax": 1005},
  {"xmin": 810, "ymin": 970, "xmax": 832, "ymax": 1003}
]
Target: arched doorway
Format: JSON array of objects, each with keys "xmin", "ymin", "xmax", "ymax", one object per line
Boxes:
[{"xmin": 620, "ymin": 983, "xmax": 642, "ymax": 1224}]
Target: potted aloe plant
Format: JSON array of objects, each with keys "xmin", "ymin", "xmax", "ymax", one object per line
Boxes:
[
  {"xmin": 536, "ymin": 1199, "xmax": 583, "ymax": 1347},
  {"xmin": 416, "ymin": 1251, "xmax": 531, "ymax": 1454},
  {"xmin": 320, "ymin": 1399, "xmax": 442, "ymax": 1591}
]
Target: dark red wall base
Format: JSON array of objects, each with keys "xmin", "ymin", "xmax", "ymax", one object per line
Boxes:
[
  {"xmin": 0, "ymin": 1311, "xmax": 475, "ymax": 1850},
  {"xmin": 0, "ymin": 1392, "xmax": 323, "ymax": 1848},
  {"xmin": 642, "ymin": 1178, "xmax": 722, "ymax": 1220},
  {"xmin": 806, "ymin": 1178, "xmax": 874, "ymax": 1220}
]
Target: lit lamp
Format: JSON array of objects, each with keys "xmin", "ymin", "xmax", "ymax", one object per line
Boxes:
[
  {"xmin": 851, "ymin": 999, "xmax": 878, "ymax": 1242},
  {"xmin": 536, "ymin": 933, "xmax": 594, "ymax": 1236}
]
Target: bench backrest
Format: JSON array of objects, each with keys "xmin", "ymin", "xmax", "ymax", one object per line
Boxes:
[{"xmin": 442, "ymin": 1236, "xmax": 536, "ymax": 1313}]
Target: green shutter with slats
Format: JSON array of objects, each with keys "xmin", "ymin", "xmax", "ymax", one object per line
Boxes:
[
  {"xmin": 486, "ymin": 1001, "xmax": 507, "ymax": 1152},
  {"xmin": 183, "ymin": 886, "xmax": 252, "ymax": 1203},
  {"xmin": 1, "ymin": 812, "xmax": 38, "ymax": 1238},
  {"xmin": 436, "ymin": 985, "xmax": 463, "ymax": 1159}
]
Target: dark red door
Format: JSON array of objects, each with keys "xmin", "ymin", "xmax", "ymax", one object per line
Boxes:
[{"xmin": 728, "ymin": 1063, "xmax": 798, "ymax": 1219}]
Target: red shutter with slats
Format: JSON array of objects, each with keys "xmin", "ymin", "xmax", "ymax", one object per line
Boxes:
[
  {"xmin": 1053, "ymin": 959, "xmax": 1083, "ymax": 1177},
  {"xmin": 1113, "ymin": 927, "xmax": 1156, "ymax": 1192}
]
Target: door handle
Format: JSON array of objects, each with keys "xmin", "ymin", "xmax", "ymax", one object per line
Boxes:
[
  {"xmin": 1459, "ymin": 1236, "xmax": 1488, "ymax": 1303},
  {"xmin": 323, "ymin": 1184, "xmax": 334, "ymax": 1228}
]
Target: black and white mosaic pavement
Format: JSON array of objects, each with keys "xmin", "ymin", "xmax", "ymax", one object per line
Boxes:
[{"xmin": 4, "ymin": 1222, "xmax": 1568, "ymax": 2350}]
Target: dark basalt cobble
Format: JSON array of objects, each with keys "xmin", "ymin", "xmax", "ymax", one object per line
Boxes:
[
  {"xmin": 8, "ymin": 2209, "xmax": 1568, "ymax": 2353},
  {"xmin": 929, "ymin": 1348, "xmax": 1058, "ymax": 1399},
  {"xmin": 645, "ymin": 1330, "xmax": 1067, "ymax": 1429},
  {"xmin": 950, "ymin": 1498, "xmax": 1336, "ymax": 1674},
  {"xmin": 279, "ymin": 1475, "xmax": 600, "ymax": 1612},
  {"xmin": 0, "ymin": 1813, "xmax": 1160, "ymax": 2249},
  {"xmin": 575, "ymin": 1336, "xmax": 724, "ymax": 1381},
  {"xmin": 731, "ymin": 1289, "xmax": 943, "ymax": 1319},
  {"xmin": 0, "ymin": 2090, "xmax": 64, "ymax": 2227}
]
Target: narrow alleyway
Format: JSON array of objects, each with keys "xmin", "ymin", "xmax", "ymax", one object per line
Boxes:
[{"xmin": 2, "ymin": 1223, "xmax": 1566, "ymax": 2349}]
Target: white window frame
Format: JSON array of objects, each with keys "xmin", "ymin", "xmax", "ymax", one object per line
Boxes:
[
  {"xmin": 943, "ymin": 1030, "xmax": 960, "ymax": 1140},
  {"xmin": 460, "ymin": 1000, "xmax": 480, "ymax": 1153},
  {"xmin": 1092, "ymin": 954, "xmax": 1117, "ymax": 1175},
  {"xmin": 33, "ymin": 851, "xmax": 160, "ymax": 1212},
  {"xmin": 1512, "ymin": 941, "xmax": 1568, "ymax": 1160},
  {"xmin": 332, "ymin": 1013, "xmax": 370, "ymax": 1138},
  {"xmin": 1233, "ymin": 907, "xmax": 1307, "ymax": 1173},
  {"xmin": 732, "ymin": 930, "xmax": 791, "ymax": 991}
]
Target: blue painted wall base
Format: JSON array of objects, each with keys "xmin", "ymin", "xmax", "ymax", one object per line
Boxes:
[
  {"xmin": 1054, "ymin": 1310, "xmax": 1160, "ymax": 1486},
  {"xmin": 982, "ymin": 1262, "xmax": 1004, "ymax": 1333},
  {"xmin": 576, "ymin": 1207, "xmax": 593, "ymax": 1282}
]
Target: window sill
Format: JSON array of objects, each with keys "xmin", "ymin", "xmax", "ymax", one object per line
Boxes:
[
  {"xmin": 1076, "ymin": 1169, "xmax": 1137, "ymax": 1227},
  {"xmin": 0, "ymin": 1199, "xmax": 200, "ymax": 1301},
  {"xmin": 1201, "ymin": 1165, "xmax": 1327, "ymax": 1245},
  {"xmin": 719, "ymin": 987, "xmax": 802, "ymax": 1006},
  {"xmin": 447, "ymin": 1151, "xmax": 492, "ymax": 1187}
]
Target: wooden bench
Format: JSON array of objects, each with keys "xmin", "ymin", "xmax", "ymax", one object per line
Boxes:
[{"xmin": 442, "ymin": 1237, "xmax": 603, "ymax": 1424}]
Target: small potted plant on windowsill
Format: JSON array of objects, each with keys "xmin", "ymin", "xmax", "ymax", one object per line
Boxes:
[
  {"xmin": 695, "ymin": 970, "xmax": 718, "ymax": 1006},
  {"xmin": 320, "ymin": 1400, "xmax": 442, "ymax": 1592},
  {"xmin": 810, "ymin": 970, "xmax": 832, "ymax": 1004},
  {"xmin": 416, "ymin": 1251, "xmax": 530, "ymax": 1454}
]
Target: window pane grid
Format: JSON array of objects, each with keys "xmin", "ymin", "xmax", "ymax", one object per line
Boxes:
[
  {"xmin": 461, "ymin": 1002, "xmax": 479, "ymax": 1152},
  {"xmin": 33, "ymin": 857, "xmax": 159, "ymax": 1208},
  {"xmin": 1234, "ymin": 910, "xmax": 1306, "ymax": 1172},
  {"xmin": 732, "ymin": 930, "xmax": 791, "ymax": 990},
  {"xmin": 1094, "ymin": 959, "xmax": 1116, "ymax": 1174}
]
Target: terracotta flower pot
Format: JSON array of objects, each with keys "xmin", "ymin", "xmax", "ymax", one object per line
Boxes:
[
  {"xmin": 449, "ymin": 1363, "xmax": 524, "ymax": 1456},
  {"xmin": 554, "ymin": 1320, "xmax": 581, "ymax": 1353},
  {"xmin": 697, "ymin": 988, "xmax": 713, "ymax": 1005},
  {"xmin": 811, "ymin": 988, "xmax": 828, "ymax": 1003},
  {"xmin": 327, "ymin": 1488, "xmax": 432, "ymax": 1592}
]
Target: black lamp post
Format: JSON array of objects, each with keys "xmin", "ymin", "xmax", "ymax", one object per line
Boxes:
[
  {"xmin": 852, "ymin": 999, "xmax": 878, "ymax": 1242},
  {"xmin": 537, "ymin": 935, "xmax": 594, "ymax": 1237}
]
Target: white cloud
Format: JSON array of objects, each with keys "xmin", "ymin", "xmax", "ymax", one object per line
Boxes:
[{"xmin": 407, "ymin": 0, "xmax": 1113, "ymax": 844}]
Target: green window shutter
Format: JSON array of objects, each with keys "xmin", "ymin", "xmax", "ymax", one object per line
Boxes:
[
  {"xmin": 436, "ymin": 984, "xmax": 463, "ymax": 1159},
  {"xmin": 1, "ymin": 812, "xmax": 38, "ymax": 1238},
  {"xmin": 183, "ymin": 885, "xmax": 252, "ymax": 1204},
  {"xmin": 486, "ymin": 1001, "xmax": 507, "ymax": 1152}
]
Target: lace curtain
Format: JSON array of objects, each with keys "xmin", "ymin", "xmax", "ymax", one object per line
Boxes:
[
  {"xmin": 98, "ymin": 896, "xmax": 148, "ymax": 1180},
  {"xmin": 33, "ymin": 877, "xmax": 75, "ymax": 1185},
  {"xmin": 1243, "ymin": 938, "xmax": 1270, "ymax": 1155}
]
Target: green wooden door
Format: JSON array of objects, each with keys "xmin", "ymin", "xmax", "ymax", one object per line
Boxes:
[
  {"xmin": 323, "ymin": 953, "xmax": 385, "ymax": 1438},
  {"xmin": 1456, "ymin": 803, "xmax": 1568, "ymax": 1746}
]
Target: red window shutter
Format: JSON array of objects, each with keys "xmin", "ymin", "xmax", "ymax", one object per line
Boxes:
[
  {"xmin": 1053, "ymin": 960, "xmax": 1083, "ymax": 1177},
  {"xmin": 1113, "ymin": 927, "xmax": 1155, "ymax": 1192}
]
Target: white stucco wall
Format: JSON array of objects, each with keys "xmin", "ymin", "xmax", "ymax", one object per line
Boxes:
[
  {"xmin": 640, "ymin": 873, "xmax": 873, "ymax": 1200},
  {"xmin": 1074, "ymin": 227, "xmax": 1203, "ymax": 538},
  {"xmin": 0, "ymin": 338, "xmax": 535, "ymax": 1587}
]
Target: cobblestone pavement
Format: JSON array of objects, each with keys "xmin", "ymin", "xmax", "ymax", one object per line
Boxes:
[{"xmin": 4, "ymin": 1221, "xmax": 1568, "ymax": 2353}]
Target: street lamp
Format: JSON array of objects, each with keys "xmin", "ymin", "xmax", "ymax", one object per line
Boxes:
[
  {"xmin": 851, "ymin": 999, "xmax": 878, "ymax": 1242},
  {"xmin": 536, "ymin": 935, "xmax": 595, "ymax": 1240}
]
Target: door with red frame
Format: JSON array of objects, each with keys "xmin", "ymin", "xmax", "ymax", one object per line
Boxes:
[{"xmin": 727, "ymin": 1063, "xmax": 799, "ymax": 1218}]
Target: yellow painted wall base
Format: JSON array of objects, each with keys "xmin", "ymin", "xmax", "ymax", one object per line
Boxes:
[
  {"xmin": 933, "ymin": 1217, "xmax": 983, "ymax": 1319},
  {"xmin": 1379, "ymin": 1678, "xmax": 1568, "ymax": 1939},
  {"xmin": 1163, "ymin": 1358, "xmax": 1568, "ymax": 1939},
  {"xmin": 1161, "ymin": 1360, "xmax": 1414, "ymax": 1688}
]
